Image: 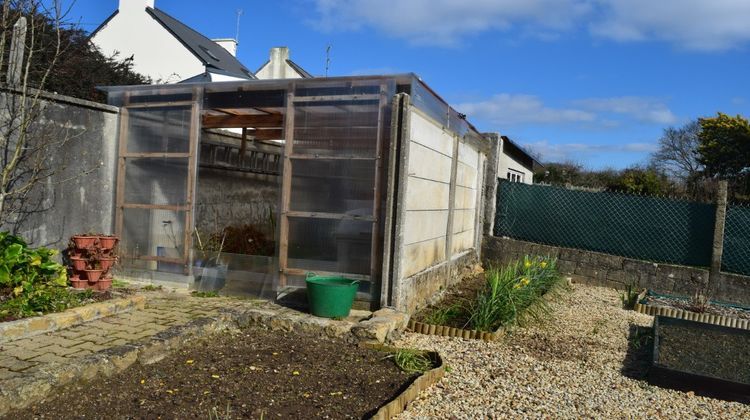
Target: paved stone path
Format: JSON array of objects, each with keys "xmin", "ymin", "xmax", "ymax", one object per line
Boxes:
[{"xmin": 0, "ymin": 291, "xmax": 262, "ymax": 383}]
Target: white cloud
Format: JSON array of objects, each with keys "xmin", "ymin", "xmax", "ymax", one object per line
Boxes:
[
  {"xmin": 455, "ymin": 94, "xmax": 595, "ymax": 126},
  {"xmin": 307, "ymin": 0, "xmax": 750, "ymax": 50},
  {"xmin": 308, "ymin": 0, "xmax": 591, "ymax": 47},
  {"xmin": 574, "ymin": 96, "xmax": 678, "ymax": 124},
  {"xmin": 522, "ymin": 139, "xmax": 658, "ymax": 163},
  {"xmin": 455, "ymin": 94, "xmax": 675, "ymax": 127},
  {"xmin": 591, "ymin": 0, "xmax": 750, "ymax": 51}
]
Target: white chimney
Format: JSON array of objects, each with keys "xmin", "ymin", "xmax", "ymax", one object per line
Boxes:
[
  {"xmin": 119, "ymin": 0, "xmax": 155, "ymax": 14},
  {"xmin": 269, "ymin": 47, "xmax": 290, "ymax": 78},
  {"xmin": 212, "ymin": 38, "xmax": 238, "ymax": 57}
]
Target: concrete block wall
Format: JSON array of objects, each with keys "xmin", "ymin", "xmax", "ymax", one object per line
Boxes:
[
  {"xmin": 389, "ymin": 105, "xmax": 487, "ymax": 313},
  {"xmin": 483, "ymin": 236, "xmax": 750, "ymax": 306}
]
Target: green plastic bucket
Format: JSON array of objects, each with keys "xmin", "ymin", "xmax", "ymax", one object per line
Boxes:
[{"xmin": 305, "ymin": 273, "xmax": 360, "ymax": 318}]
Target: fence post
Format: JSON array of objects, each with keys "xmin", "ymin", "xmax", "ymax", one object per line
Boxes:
[{"xmin": 709, "ymin": 180, "xmax": 729, "ymax": 287}]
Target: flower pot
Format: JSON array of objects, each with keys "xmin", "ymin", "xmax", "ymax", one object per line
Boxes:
[
  {"xmin": 99, "ymin": 257, "xmax": 117, "ymax": 272},
  {"xmin": 84, "ymin": 269, "xmax": 103, "ymax": 282},
  {"xmin": 72, "ymin": 235, "xmax": 98, "ymax": 249},
  {"xmin": 98, "ymin": 236, "xmax": 119, "ymax": 250},
  {"xmin": 70, "ymin": 279, "xmax": 88, "ymax": 289},
  {"xmin": 305, "ymin": 273, "xmax": 359, "ymax": 318},
  {"xmin": 70, "ymin": 257, "xmax": 87, "ymax": 271},
  {"xmin": 97, "ymin": 278, "xmax": 113, "ymax": 291}
]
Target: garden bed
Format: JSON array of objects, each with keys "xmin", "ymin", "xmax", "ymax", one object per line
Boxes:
[
  {"xmin": 410, "ymin": 256, "xmax": 566, "ymax": 341},
  {"xmin": 635, "ymin": 290, "xmax": 750, "ymax": 330},
  {"xmin": 17, "ymin": 327, "xmax": 437, "ymax": 419},
  {"xmin": 0, "ymin": 288, "xmax": 115, "ymax": 323}
]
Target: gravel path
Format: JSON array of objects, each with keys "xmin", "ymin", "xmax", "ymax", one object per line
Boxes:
[{"xmin": 394, "ymin": 284, "xmax": 750, "ymax": 419}]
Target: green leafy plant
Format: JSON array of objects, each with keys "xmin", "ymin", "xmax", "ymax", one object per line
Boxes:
[
  {"xmin": 0, "ymin": 232, "xmax": 80, "ymax": 320},
  {"xmin": 620, "ymin": 282, "xmax": 641, "ymax": 310},
  {"xmin": 468, "ymin": 255, "xmax": 566, "ymax": 332},
  {"xmin": 389, "ymin": 349, "xmax": 433, "ymax": 374},
  {"xmin": 141, "ymin": 284, "xmax": 163, "ymax": 292}
]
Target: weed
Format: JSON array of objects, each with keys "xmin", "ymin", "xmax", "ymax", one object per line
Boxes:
[
  {"xmin": 423, "ymin": 304, "xmax": 464, "ymax": 325},
  {"xmin": 208, "ymin": 403, "xmax": 232, "ymax": 420},
  {"xmin": 192, "ymin": 291, "xmax": 220, "ymax": 298},
  {"xmin": 141, "ymin": 284, "xmax": 163, "ymax": 292},
  {"xmin": 112, "ymin": 279, "xmax": 128, "ymax": 288},
  {"xmin": 468, "ymin": 255, "xmax": 566, "ymax": 332},
  {"xmin": 591, "ymin": 318, "xmax": 607, "ymax": 335},
  {"xmin": 630, "ymin": 327, "xmax": 653, "ymax": 350},
  {"xmin": 388, "ymin": 349, "xmax": 433, "ymax": 374},
  {"xmin": 620, "ymin": 282, "xmax": 641, "ymax": 309}
]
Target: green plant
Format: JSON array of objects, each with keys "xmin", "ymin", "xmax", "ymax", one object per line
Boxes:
[
  {"xmin": 423, "ymin": 304, "xmax": 464, "ymax": 325},
  {"xmin": 468, "ymin": 255, "xmax": 566, "ymax": 332},
  {"xmin": 389, "ymin": 349, "xmax": 433, "ymax": 374},
  {"xmin": 141, "ymin": 284, "xmax": 163, "ymax": 292},
  {"xmin": 192, "ymin": 291, "xmax": 219, "ymax": 298},
  {"xmin": 620, "ymin": 282, "xmax": 641, "ymax": 310},
  {"xmin": 112, "ymin": 279, "xmax": 129, "ymax": 288}
]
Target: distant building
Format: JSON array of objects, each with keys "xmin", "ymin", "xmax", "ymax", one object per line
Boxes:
[
  {"xmin": 255, "ymin": 47, "xmax": 312, "ymax": 80},
  {"xmin": 499, "ymin": 136, "xmax": 539, "ymax": 184},
  {"xmin": 91, "ymin": 0, "xmax": 254, "ymax": 83}
]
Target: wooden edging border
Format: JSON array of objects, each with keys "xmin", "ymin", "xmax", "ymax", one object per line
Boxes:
[
  {"xmin": 406, "ymin": 320, "xmax": 503, "ymax": 341},
  {"xmin": 634, "ymin": 290, "xmax": 750, "ymax": 331},
  {"xmin": 365, "ymin": 344, "xmax": 445, "ymax": 420},
  {"xmin": 0, "ymin": 294, "xmax": 146, "ymax": 343}
]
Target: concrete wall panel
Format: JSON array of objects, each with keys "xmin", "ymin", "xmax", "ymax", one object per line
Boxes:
[
  {"xmin": 409, "ymin": 111, "xmax": 454, "ymax": 157},
  {"xmin": 405, "ymin": 177, "xmax": 450, "ymax": 211},
  {"xmin": 403, "ymin": 210, "xmax": 450, "ymax": 246},
  {"xmin": 408, "ymin": 141, "xmax": 453, "ymax": 184},
  {"xmin": 402, "ymin": 237, "xmax": 447, "ymax": 278}
]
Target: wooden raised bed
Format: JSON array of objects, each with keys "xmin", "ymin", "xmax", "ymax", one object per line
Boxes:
[{"xmin": 407, "ymin": 319, "xmax": 503, "ymax": 342}]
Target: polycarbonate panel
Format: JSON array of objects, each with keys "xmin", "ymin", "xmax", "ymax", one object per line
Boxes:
[
  {"xmin": 126, "ymin": 106, "xmax": 192, "ymax": 154},
  {"xmin": 121, "ymin": 208, "xmax": 187, "ymax": 261},
  {"xmin": 287, "ymin": 217, "xmax": 373, "ymax": 275},
  {"xmin": 292, "ymin": 105, "xmax": 381, "ymax": 157},
  {"xmin": 290, "ymin": 159, "xmax": 375, "ymax": 215},
  {"xmin": 193, "ymin": 252, "xmax": 278, "ymax": 299},
  {"xmin": 124, "ymin": 158, "xmax": 188, "ymax": 205}
]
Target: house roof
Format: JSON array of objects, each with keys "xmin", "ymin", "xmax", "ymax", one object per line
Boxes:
[
  {"xmin": 145, "ymin": 8, "xmax": 255, "ymax": 80},
  {"xmin": 501, "ymin": 136, "xmax": 543, "ymax": 171}
]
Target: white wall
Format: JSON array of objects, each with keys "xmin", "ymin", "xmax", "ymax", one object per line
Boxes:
[
  {"xmin": 255, "ymin": 47, "xmax": 305, "ymax": 80},
  {"xmin": 497, "ymin": 141, "xmax": 533, "ymax": 184},
  {"xmin": 91, "ymin": 2, "xmax": 204, "ymax": 83}
]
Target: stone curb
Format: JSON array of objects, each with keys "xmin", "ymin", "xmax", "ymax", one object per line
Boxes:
[
  {"xmin": 0, "ymin": 295, "xmax": 147, "ymax": 344},
  {"xmin": 635, "ymin": 290, "xmax": 750, "ymax": 330},
  {"xmin": 407, "ymin": 320, "xmax": 502, "ymax": 341},
  {"xmin": 368, "ymin": 344, "xmax": 445, "ymax": 420}
]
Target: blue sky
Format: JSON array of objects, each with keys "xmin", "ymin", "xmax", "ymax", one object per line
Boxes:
[{"xmin": 69, "ymin": 0, "xmax": 750, "ymax": 169}]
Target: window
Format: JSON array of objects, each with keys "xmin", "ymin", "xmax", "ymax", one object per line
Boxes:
[{"xmin": 507, "ymin": 170, "xmax": 524, "ymax": 183}]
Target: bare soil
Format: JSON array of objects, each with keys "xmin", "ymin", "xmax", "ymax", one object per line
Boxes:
[
  {"xmin": 412, "ymin": 274, "xmax": 485, "ymax": 329},
  {"xmin": 17, "ymin": 327, "xmax": 419, "ymax": 419}
]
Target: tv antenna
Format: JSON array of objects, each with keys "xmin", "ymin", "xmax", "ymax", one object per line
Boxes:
[
  {"xmin": 235, "ymin": 9, "xmax": 243, "ymax": 45},
  {"xmin": 325, "ymin": 44, "xmax": 332, "ymax": 77}
]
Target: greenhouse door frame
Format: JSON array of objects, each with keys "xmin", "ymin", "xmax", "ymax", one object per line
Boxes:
[
  {"xmin": 114, "ymin": 88, "xmax": 203, "ymax": 274},
  {"xmin": 277, "ymin": 81, "xmax": 392, "ymax": 292}
]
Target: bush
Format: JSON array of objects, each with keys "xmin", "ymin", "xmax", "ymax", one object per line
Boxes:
[
  {"xmin": 0, "ymin": 232, "xmax": 82, "ymax": 320},
  {"xmin": 468, "ymin": 256, "xmax": 565, "ymax": 332}
]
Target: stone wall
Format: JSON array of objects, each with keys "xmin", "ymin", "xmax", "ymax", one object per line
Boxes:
[
  {"xmin": 483, "ymin": 236, "xmax": 750, "ymax": 306},
  {"xmin": 0, "ymin": 90, "xmax": 120, "ymax": 249}
]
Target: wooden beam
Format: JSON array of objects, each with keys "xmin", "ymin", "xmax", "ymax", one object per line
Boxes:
[
  {"xmin": 239, "ymin": 127, "xmax": 248, "ymax": 165},
  {"xmin": 253, "ymin": 129, "xmax": 283, "ymax": 141},
  {"xmin": 283, "ymin": 268, "xmax": 370, "ymax": 282},
  {"xmin": 277, "ymin": 86, "xmax": 295, "ymax": 290},
  {"xmin": 120, "ymin": 152, "xmax": 191, "ymax": 159},
  {"xmin": 293, "ymin": 94, "xmax": 380, "ymax": 103},
  {"xmin": 201, "ymin": 113, "xmax": 283, "ymax": 129},
  {"xmin": 122, "ymin": 203, "xmax": 190, "ymax": 211},
  {"xmin": 286, "ymin": 211, "xmax": 375, "ymax": 222}
]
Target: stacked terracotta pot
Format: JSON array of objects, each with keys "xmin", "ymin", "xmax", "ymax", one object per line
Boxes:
[{"xmin": 68, "ymin": 235, "xmax": 119, "ymax": 291}]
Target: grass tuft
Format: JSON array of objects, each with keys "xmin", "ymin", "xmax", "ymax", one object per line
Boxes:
[
  {"xmin": 422, "ymin": 304, "xmax": 465, "ymax": 326},
  {"xmin": 390, "ymin": 349, "xmax": 433, "ymax": 374}
]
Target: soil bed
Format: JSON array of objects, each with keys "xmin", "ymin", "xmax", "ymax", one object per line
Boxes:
[
  {"xmin": 647, "ymin": 295, "xmax": 750, "ymax": 321},
  {"xmin": 412, "ymin": 274, "xmax": 485, "ymax": 330},
  {"xmin": 16, "ymin": 327, "xmax": 419, "ymax": 419}
]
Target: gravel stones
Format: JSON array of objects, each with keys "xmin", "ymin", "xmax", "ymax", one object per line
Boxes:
[{"xmin": 394, "ymin": 285, "xmax": 750, "ymax": 419}]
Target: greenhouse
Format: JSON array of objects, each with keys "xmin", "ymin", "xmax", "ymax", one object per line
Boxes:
[{"xmin": 103, "ymin": 74, "xmax": 490, "ymax": 311}]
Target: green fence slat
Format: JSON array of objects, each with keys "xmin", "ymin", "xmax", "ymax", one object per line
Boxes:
[{"xmin": 494, "ymin": 181, "xmax": 716, "ymax": 268}]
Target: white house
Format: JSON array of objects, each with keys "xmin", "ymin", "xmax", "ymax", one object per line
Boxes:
[
  {"xmin": 498, "ymin": 136, "xmax": 538, "ymax": 184},
  {"xmin": 91, "ymin": 0, "xmax": 254, "ymax": 83},
  {"xmin": 255, "ymin": 47, "xmax": 312, "ymax": 80}
]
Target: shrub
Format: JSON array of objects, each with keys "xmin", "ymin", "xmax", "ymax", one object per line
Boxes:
[
  {"xmin": 468, "ymin": 256, "xmax": 565, "ymax": 332},
  {"xmin": 0, "ymin": 232, "xmax": 78, "ymax": 320}
]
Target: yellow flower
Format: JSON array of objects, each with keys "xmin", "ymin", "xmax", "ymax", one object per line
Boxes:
[
  {"xmin": 524, "ymin": 261, "xmax": 532, "ymax": 269},
  {"xmin": 540, "ymin": 261, "xmax": 548, "ymax": 269}
]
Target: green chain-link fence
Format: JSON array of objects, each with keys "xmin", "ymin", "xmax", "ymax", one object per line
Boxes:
[
  {"xmin": 494, "ymin": 181, "xmax": 716, "ymax": 268},
  {"xmin": 723, "ymin": 204, "xmax": 750, "ymax": 276}
]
